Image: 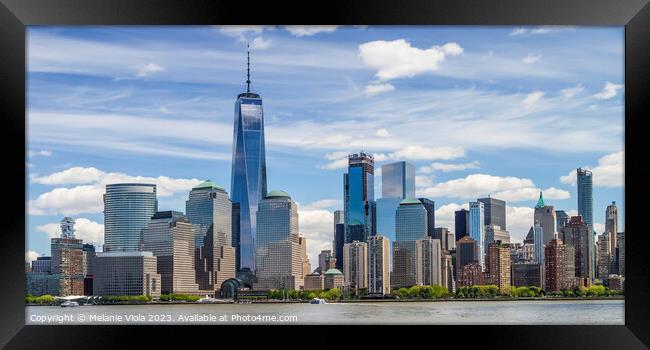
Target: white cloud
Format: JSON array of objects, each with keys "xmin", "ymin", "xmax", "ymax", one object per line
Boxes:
[
  {"xmin": 28, "ymin": 167, "xmax": 202, "ymax": 215},
  {"xmin": 301, "ymin": 199, "xmax": 341, "ymax": 210},
  {"xmin": 560, "ymin": 151, "xmax": 624, "ymax": 188},
  {"xmin": 26, "ymin": 250, "xmax": 41, "ymax": 263},
  {"xmin": 28, "ymin": 150, "xmax": 52, "ymax": 158},
  {"xmin": 592, "ymin": 82, "xmax": 623, "ymax": 99},
  {"xmin": 522, "ymin": 53, "xmax": 542, "ymax": 64},
  {"xmin": 491, "ymin": 187, "xmax": 571, "ymax": 202},
  {"xmin": 135, "ymin": 63, "xmax": 165, "ymax": 77},
  {"xmin": 594, "ymin": 223, "xmax": 606, "ymax": 235},
  {"xmin": 297, "ymin": 207, "xmax": 334, "ymax": 268},
  {"xmin": 36, "ymin": 218, "xmax": 104, "ymax": 247},
  {"xmin": 218, "ymin": 26, "xmax": 273, "ymax": 42},
  {"xmin": 375, "ymin": 128, "xmax": 391, "ymax": 138},
  {"xmin": 560, "ymin": 84, "xmax": 585, "ymax": 98},
  {"xmin": 415, "ymin": 175, "xmax": 435, "ymax": 188},
  {"xmin": 510, "ymin": 26, "xmax": 576, "ymax": 36},
  {"xmin": 507, "ymin": 206, "xmax": 536, "ymax": 242},
  {"xmin": 434, "ymin": 203, "xmax": 469, "ymax": 233},
  {"xmin": 364, "ymin": 83, "xmax": 395, "ymax": 96},
  {"xmin": 358, "ymin": 39, "xmax": 463, "ymax": 81},
  {"xmin": 418, "ymin": 174, "xmax": 535, "ymax": 199},
  {"xmin": 522, "ymin": 91, "xmax": 544, "ymax": 108},
  {"xmin": 509, "ymin": 28, "xmax": 527, "ymax": 36},
  {"xmin": 320, "ymin": 158, "xmax": 349, "ymax": 170},
  {"xmin": 418, "ymin": 161, "xmax": 480, "ymax": 173},
  {"xmin": 388, "ymin": 145, "xmax": 465, "ymax": 161},
  {"xmin": 250, "ymin": 36, "xmax": 271, "ymax": 50},
  {"xmin": 285, "ymin": 26, "xmax": 338, "ymax": 37}
]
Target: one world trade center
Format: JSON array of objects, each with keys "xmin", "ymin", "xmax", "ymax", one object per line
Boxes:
[{"xmin": 230, "ymin": 47, "xmax": 267, "ymax": 280}]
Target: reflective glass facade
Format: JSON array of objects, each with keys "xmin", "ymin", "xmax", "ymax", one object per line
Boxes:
[
  {"xmin": 478, "ymin": 197, "xmax": 506, "ymax": 230},
  {"xmin": 455, "ymin": 209, "xmax": 469, "ymax": 241},
  {"xmin": 469, "ymin": 201, "xmax": 485, "ymax": 270},
  {"xmin": 344, "ymin": 153, "xmax": 375, "ymax": 243},
  {"xmin": 381, "ymin": 161, "xmax": 415, "ymax": 199},
  {"xmin": 185, "ymin": 182, "xmax": 232, "ymax": 251},
  {"xmin": 231, "ymin": 94, "xmax": 268, "ymax": 273},
  {"xmin": 577, "ymin": 168, "xmax": 594, "ymax": 233},
  {"xmin": 395, "ymin": 201, "xmax": 428, "ymax": 242},
  {"xmin": 104, "ymin": 183, "xmax": 158, "ymax": 252}
]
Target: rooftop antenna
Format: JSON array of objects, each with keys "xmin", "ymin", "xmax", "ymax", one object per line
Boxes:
[{"xmin": 246, "ymin": 43, "xmax": 251, "ymax": 93}]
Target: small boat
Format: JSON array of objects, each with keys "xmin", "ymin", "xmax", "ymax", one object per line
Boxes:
[
  {"xmin": 198, "ymin": 295, "xmax": 228, "ymax": 303},
  {"xmin": 310, "ymin": 298, "xmax": 327, "ymax": 304},
  {"xmin": 61, "ymin": 300, "xmax": 79, "ymax": 307}
]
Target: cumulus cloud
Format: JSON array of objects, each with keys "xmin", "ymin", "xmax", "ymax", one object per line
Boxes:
[
  {"xmin": 301, "ymin": 199, "xmax": 341, "ymax": 210},
  {"xmin": 364, "ymin": 83, "xmax": 395, "ymax": 96},
  {"xmin": 358, "ymin": 39, "xmax": 463, "ymax": 81},
  {"xmin": 28, "ymin": 150, "xmax": 52, "ymax": 158},
  {"xmin": 522, "ymin": 91, "xmax": 544, "ymax": 108},
  {"xmin": 320, "ymin": 158, "xmax": 349, "ymax": 170},
  {"xmin": 375, "ymin": 128, "xmax": 391, "ymax": 138},
  {"xmin": 36, "ymin": 218, "xmax": 104, "ymax": 247},
  {"xmin": 560, "ymin": 84, "xmax": 585, "ymax": 98},
  {"xmin": 415, "ymin": 175, "xmax": 435, "ymax": 188},
  {"xmin": 284, "ymin": 26, "xmax": 338, "ymax": 37},
  {"xmin": 560, "ymin": 151, "xmax": 623, "ymax": 187},
  {"xmin": 522, "ymin": 53, "xmax": 542, "ymax": 64},
  {"xmin": 28, "ymin": 167, "xmax": 202, "ymax": 215},
  {"xmin": 250, "ymin": 36, "xmax": 271, "ymax": 50},
  {"xmin": 26, "ymin": 250, "xmax": 41, "ymax": 263},
  {"xmin": 491, "ymin": 187, "xmax": 571, "ymax": 202},
  {"xmin": 418, "ymin": 161, "xmax": 480, "ymax": 173},
  {"xmin": 509, "ymin": 28, "xmax": 527, "ymax": 36},
  {"xmin": 218, "ymin": 26, "xmax": 273, "ymax": 42},
  {"xmin": 297, "ymin": 205, "xmax": 334, "ymax": 268},
  {"xmin": 388, "ymin": 145, "xmax": 465, "ymax": 161},
  {"xmin": 418, "ymin": 173, "xmax": 543, "ymax": 201},
  {"xmin": 135, "ymin": 63, "xmax": 165, "ymax": 77},
  {"xmin": 434, "ymin": 203, "xmax": 469, "ymax": 233},
  {"xmin": 507, "ymin": 206, "xmax": 536, "ymax": 242},
  {"xmin": 592, "ymin": 82, "xmax": 623, "ymax": 99}
]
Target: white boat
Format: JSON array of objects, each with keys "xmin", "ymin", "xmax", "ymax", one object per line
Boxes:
[
  {"xmin": 61, "ymin": 300, "xmax": 79, "ymax": 307},
  {"xmin": 310, "ymin": 298, "xmax": 327, "ymax": 304},
  {"xmin": 198, "ymin": 295, "xmax": 228, "ymax": 303}
]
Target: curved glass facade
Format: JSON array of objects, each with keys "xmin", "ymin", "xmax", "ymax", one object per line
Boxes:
[
  {"xmin": 104, "ymin": 183, "xmax": 158, "ymax": 252},
  {"xmin": 231, "ymin": 94, "xmax": 267, "ymax": 273}
]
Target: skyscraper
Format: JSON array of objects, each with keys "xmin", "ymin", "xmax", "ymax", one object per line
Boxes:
[
  {"xmin": 415, "ymin": 237, "xmax": 442, "ymax": 286},
  {"xmin": 298, "ymin": 233, "xmax": 311, "ymax": 278},
  {"xmin": 142, "ymin": 211, "xmax": 199, "ymax": 294},
  {"xmin": 560, "ymin": 216, "xmax": 594, "ymax": 286},
  {"xmin": 343, "ymin": 241, "xmax": 368, "ymax": 289},
  {"xmin": 533, "ymin": 222, "xmax": 544, "ymax": 266},
  {"xmin": 381, "ymin": 161, "xmax": 416, "ymax": 198},
  {"xmin": 318, "ymin": 250, "xmax": 332, "ymax": 274},
  {"xmin": 418, "ymin": 198, "xmax": 435, "ymax": 237},
  {"xmin": 556, "ymin": 210, "xmax": 569, "ymax": 230},
  {"xmin": 344, "ymin": 152, "xmax": 375, "ymax": 243},
  {"xmin": 485, "ymin": 224, "xmax": 510, "ymax": 245},
  {"xmin": 469, "ymin": 201, "xmax": 485, "ymax": 270},
  {"xmin": 487, "ymin": 242, "xmax": 511, "ymax": 294},
  {"xmin": 534, "ymin": 191, "xmax": 557, "ymax": 245},
  {"xmin": 368, "ymin": 235, "xmax": 391, "ymax": 296},
  {"xmin": 254, "ymin": 190, "xmax": 303, "ymax": 290},
  {"xmin": 544, "ymin": 234, "xmax": 567, "ymax": 292},
  {"xmin": 606, "ymin": 201, "xmax": 618, "ymax": 253},
  {"xmin": 104, "ymin": 183, "xmax": 158, "ymax": 252},
  {"xmin": 478, "ymin": 197, "xmax": 506, "ymax": 230},
  {"xmin": 454, "ymin": 209, "xmax": 469, "ymax": 241},
  {"xmin": 51, "ymin": 217, "xmax": 84, "ymax": 296},
  {"xmin": 393, "ymin": 198, "xmax": 428, "ymax": 288},
  {"xmin": 231, "ymin": 49, "xmax": 268, "ymax": 275},
  {"xmin": 577, "ymin": 168, "xmax": 594, "ymax": 234},
  {"xmin": 597, "ymin": 232, "xmax": 611, "ymax": 280},
  {"xmin": 333, "ymin": 210, "xmax": 345, "ymax": 270},
  {"xmin": 455, "ymin": 236, "xmax": 478, "ymax": 279}
]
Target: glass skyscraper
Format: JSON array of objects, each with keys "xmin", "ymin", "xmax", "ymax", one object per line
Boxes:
[
  {"xmin": 469, "ymin": 201, "xmax": 485, "ymax": 270},
  {"xmin": 478, "ymin": 196, "xmax": 506, "ymax": 230},
  {"xmin": 185, "ymin": 180, "xmax": 232, "ymax": 250},
  {"xmin": 231, "ymin": 51, "xmax": 268, "ymax": 274},
  {"xmin": 104, "ymin": 183, "xmax": 157, "ymax": 252},
  {"xmin": 577, "ymin": 168, "xmax": 594, "ymax": 233},
  {"xmin": 455, "ymin": 208, "xmax": 469, "ymax": 241},
  {"xmin": 393, "ymin": 198, "xmax": 428, "ymax": 287},
  {"xmin": 381, "ymin": 161, "xmax": 415, "ymax": 199},
  {"xmin": 344, "ymin": 152, "xmax": 375, "ymax": 243}
]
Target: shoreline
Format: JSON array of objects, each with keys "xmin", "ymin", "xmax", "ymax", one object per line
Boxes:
[{"xmin": 25, "ymin": 296, "xmax": 624, "ymax": 306}]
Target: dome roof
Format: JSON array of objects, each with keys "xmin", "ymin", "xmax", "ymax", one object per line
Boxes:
[
  {"xmin": 400, "ymin": 198, "xmax": 422, "ymax": 205},
  {"xmin": 193, "ymin": 180, "xmax": 224, "ymax": 191},
  {"xmin": 266, "ymin": 190, "xmax": 290, "ymax": 199},
  {"xmin": 324, "ymin": 268, "xmax": 343, "ymax": 275}
]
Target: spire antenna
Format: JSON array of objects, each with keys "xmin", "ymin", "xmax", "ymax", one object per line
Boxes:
[{"xmin": 246, "ymin": 43, "xmax": 251, "ymax": 93}]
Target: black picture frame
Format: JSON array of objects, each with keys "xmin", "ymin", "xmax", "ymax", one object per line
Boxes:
[{"xmin": 1, "ymin": 0, "xmax": 648, "ymax": 348}]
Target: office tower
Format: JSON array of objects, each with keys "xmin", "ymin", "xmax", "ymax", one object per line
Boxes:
[
  {"xmin": 469, "ymin": 201, "xmax": 485, "ymax": 270},
  {"xmin": 524, "ymin": 226, "xmax": 534, "ymax": 244},
  {"xmin": 32, "ymin": 256, "xmax": 51, "ymax": 273},
  {"xmin": 231, "ymin": 49, "xmax": 268, "ymax": 275},
  {"xmin": 597, "ymin": 232, "xmax": 611, "ymax": 280},
  {"xmin": 82, "ymin": 244, "xmax": 96, "ymax": 296},
  {"xmin": 343, "ymin": 241, "xmax": 368, "ymax": 289},
  {"xmin": 104, "ymin": 183, "xmax": 158, "ymax": 252},
  {"xmin": 303, "ymin": 272, "xmax": 324, "ymax": 290},
  {"xmin": 556, "ymin": 210, "xmax": 569, "ymax": 229},
  {"xmin": 606, "ymin": 202, "xmax": 618, "ymax": 253},
  {"xmin": 333, "ymin": 211, "xmax": 345, "ymax": 270},
  {"xmin": 318, "ymin": 250, "xmax": 332, "ymax": 274},
  {"xmin": 487, "ymin": 242, "xmax": 511, "ymax": 294},
  {"xmin": 415, "ymin": 237, "xmax": 442, "ymax": 286},
  {"xmin": 231, "ymin": 203, "xmax": 240, "ymax": 271},
  {"xmin": 344, "ymin": 152, "xmax": 375, "ymax": 243},
  {"xmin": 254, "ymin": 190, "xmax": 303, "ymax": 290},
  {"xmin": 560, "ymin": 216, "xmax": 594, "ymax": 286},
  {"xmin": 392, "ymin": 199, "xmax": 428, "ymax": 288},
  {"xmin": 485, "ymin": 224, "xmax": 510, "ymax": 245},
  {"xmin": 368, "ymin": 235, "xmax": 391, "ymax": 295},
  {"xmin": 441, "ymin": 251, "xmax": 455, "ymax": 293},
  {"xmin": 577, "ymin": 168, "xmax": 594, "ymax": 234},
  {"xmin": 324, "ymin": 268, "xmax": 345, "ymax": 289},
  {"xmin": 93, "ymin": 251, "xmax": 161, "ymax": 297},
  {"xmin": 381, "ymin": 161, "xmax": 415, "ymax": 198},
  {"xmin": 544, "ymin": 235, "xmax": 565, "ymax": 292},
  {"xmin": 458, "ymin": 262, "xmax": 484, "ymax": 287},
  {"xmin": 534, "ymin": 191, "xmax": 557, "ymax": 245},
  {"xmin": 617, "ymin": 232, "xmax": 625, "ymax": 276},
  {"xmin": 186, "ymin": 180, "xmax": 233, "ymax": 253},
  {"xmin": 142, "ymin": 211, "xmax": 200, "ymax": 294},
  {"xmin": 25, "ymin": 273, "xmax": 60, "ymax": 297},
  {"xmin": 533, "ymin": 222, "xmax": 544, "ymax": 265},
  {"xmin": 478, "ymin": 196, "xmax": 506, "ymax": 230},
  {"xmin": 454, "ymin": 209, "xmax": 469, "ymax": 240},
  {"xmin": 51, "ymin": 217, "xmax": 84, "ymax": 296},
  {"xmin": 446, "ymin": 230, "xmax": 456, "ymax": 251},
  {"xmin": 511, "ymin": 263, "xmax": 542, "ymax": 287},
  {"xmin": 298, "ymin": 234, "xmax": 311, "ymax": 277},
  {"xmin": 434, "ymin": 227, "xmax": 455, "ymax": 251},
  {"xmin": 418, "ymin": 198, "xmax": 435, "ymax": 237},
  {"xmin": 456, "ymin": 236, "xmax": 478, "ymax": 279}
]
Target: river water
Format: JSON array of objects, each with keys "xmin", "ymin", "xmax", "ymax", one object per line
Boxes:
[{"xmin": 26, "ymin": 299, "xmax": 624, "ymax": 325}]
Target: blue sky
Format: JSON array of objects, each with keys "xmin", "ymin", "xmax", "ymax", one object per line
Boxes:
[{"xmin": 26, "ymin": 26, "xmax": 625, "ymax": 265}]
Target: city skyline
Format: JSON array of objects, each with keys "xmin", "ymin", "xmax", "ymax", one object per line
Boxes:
[{"xmin": 26, "ymin": 26, "xmax": 624, "ymax": 267}]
